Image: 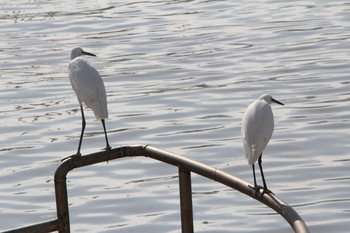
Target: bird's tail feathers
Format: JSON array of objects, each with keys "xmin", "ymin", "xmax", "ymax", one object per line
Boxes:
[{"xmin": 246, "ymin": 145, "xmax": 257, "ymax": 165}]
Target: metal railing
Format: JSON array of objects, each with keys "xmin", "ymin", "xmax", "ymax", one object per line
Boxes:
[{"xmin": 2, "ymin": 145, "xmax": 310, "ymax": 233}]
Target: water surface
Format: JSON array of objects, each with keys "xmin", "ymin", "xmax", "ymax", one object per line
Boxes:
[{"xmin": 0, "ymin": 0, "xmax": 349, "ymax": 232}]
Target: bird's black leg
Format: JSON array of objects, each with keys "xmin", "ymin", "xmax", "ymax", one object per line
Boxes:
[
  {"xmin": 249, "ymin": 163, "xmax": 264, "ymax": 196},
  {"xmin": 76, "ymin": 104, "xmax": 86, "ymax": 156},
  {"xmin": 101, "ymin": 119, "xmax": 111, "ymax": 151},
  {"xmin": 252, "ymin": 164, "xmax": 257, "ymax": 188},
  {"xmin": 61, "ymin": 104, "xmax": 85, "ymax": 162},
  {"xmin": 101, "ymin": 119, "xmax": 111, "ymax": 164},
  {"xmin": 258, "ymin": 154, "xmax": 273, "ymax": 194}
]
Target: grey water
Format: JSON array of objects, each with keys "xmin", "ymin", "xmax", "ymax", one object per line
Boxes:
[{"xmin": 0, "ymin": 0, "xmax": 349, "ymax": 232}]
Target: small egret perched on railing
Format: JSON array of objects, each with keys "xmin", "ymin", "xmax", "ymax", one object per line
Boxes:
[
  {"xmin": 241, "ymin": 94, "xmax": 284, "ymax": 193},
  {"xmin": 66, "ymin": 47, "xmax": 111, "ymax": 159}
]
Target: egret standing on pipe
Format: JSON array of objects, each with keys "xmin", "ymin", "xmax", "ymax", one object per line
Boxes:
[
  {"xmin": 241, "ymin": 94, "xmax": 284, "ymax": 193},
  {"xmin": 67, "ymin": 47, "xmax": 111, "ymax": 157}
]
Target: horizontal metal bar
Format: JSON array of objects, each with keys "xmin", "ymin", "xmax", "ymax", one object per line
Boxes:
[{"xmin": 2, "ymin": 219, "xmax": 59, "ymax": 233}]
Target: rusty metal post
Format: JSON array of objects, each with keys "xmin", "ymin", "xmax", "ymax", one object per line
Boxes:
[
  {"xmin": 178, "ymin": 167, "xmax": 194, "ymax": 233},
  {"xmin": 54, "ymin": 162, "xmax": 71, "ymax": 233}
]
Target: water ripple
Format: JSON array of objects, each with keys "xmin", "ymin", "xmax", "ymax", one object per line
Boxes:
[{"xmin": 0, "ymin": 0, "xmax": 349, "ymax": 232}]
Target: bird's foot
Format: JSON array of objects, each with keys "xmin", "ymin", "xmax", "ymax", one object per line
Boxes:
[
  {"xmin": 249, "ymin": 184, "xmax": 273, "ymax": 197},
  {"xmin": 61, "ymin": 153, "xmax": 81, "ymax": 162},
  {"xmin": 262, "ymin": 187, "xmax": 274, "ymax": 195},
  {"xmin": 103, "ymin": 146, "xmax": 112, "ymax": 164},
  {"xmin": 248, "ymin": 184, "xmax": 264, "ymax": 190}
]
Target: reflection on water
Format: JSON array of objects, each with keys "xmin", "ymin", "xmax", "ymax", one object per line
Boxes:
[{"xmin": 0, "ymin": 0, "xmax": 350, "ymax": 232}]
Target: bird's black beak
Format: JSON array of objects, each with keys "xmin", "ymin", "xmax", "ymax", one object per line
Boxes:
[
  {"xmin": 82, "ymin": 50, "xmax": 97, "ymax": 57},
  {"xmin": 271, "ymin": 98, "xmax": 284, "ymax": 106}
]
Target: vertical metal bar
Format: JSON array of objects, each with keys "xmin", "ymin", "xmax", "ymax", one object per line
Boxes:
[
  {"xmin": 55, "ymin": 177, "xmax": 70, "ymax": 233},
  {"xmin": 55, "ymin": 170, "xmax": 70, "ymax": 233},
  {"xmin": 178, "ymin": 167, "xmax": 194, "ymax": 233}
]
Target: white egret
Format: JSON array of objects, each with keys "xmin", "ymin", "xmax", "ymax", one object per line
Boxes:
[
  {"xmin": 241, "ymin": 94, "xmax": 284, "ymax": 193},
  {"xmin": 67, "ymin": 47, "xmax": 111, "ymax": 158}
]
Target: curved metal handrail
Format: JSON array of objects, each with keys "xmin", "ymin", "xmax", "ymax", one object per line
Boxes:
[
  {"xmin": 2, "ymin": 145, "xmax": 309, "ymax": 233},
  {"xmin": 53, "ymin": 145, "xmax": 309, "ymax": 233}
]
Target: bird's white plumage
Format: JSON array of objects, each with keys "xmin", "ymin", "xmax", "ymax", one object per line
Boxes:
[
  {"xmin": 68, "ymin": 50, "xmax": 108, "ymax": 120},
  {"xmin": 241, "ymin": 94, "xmax": 275, "ymax": 165}
]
